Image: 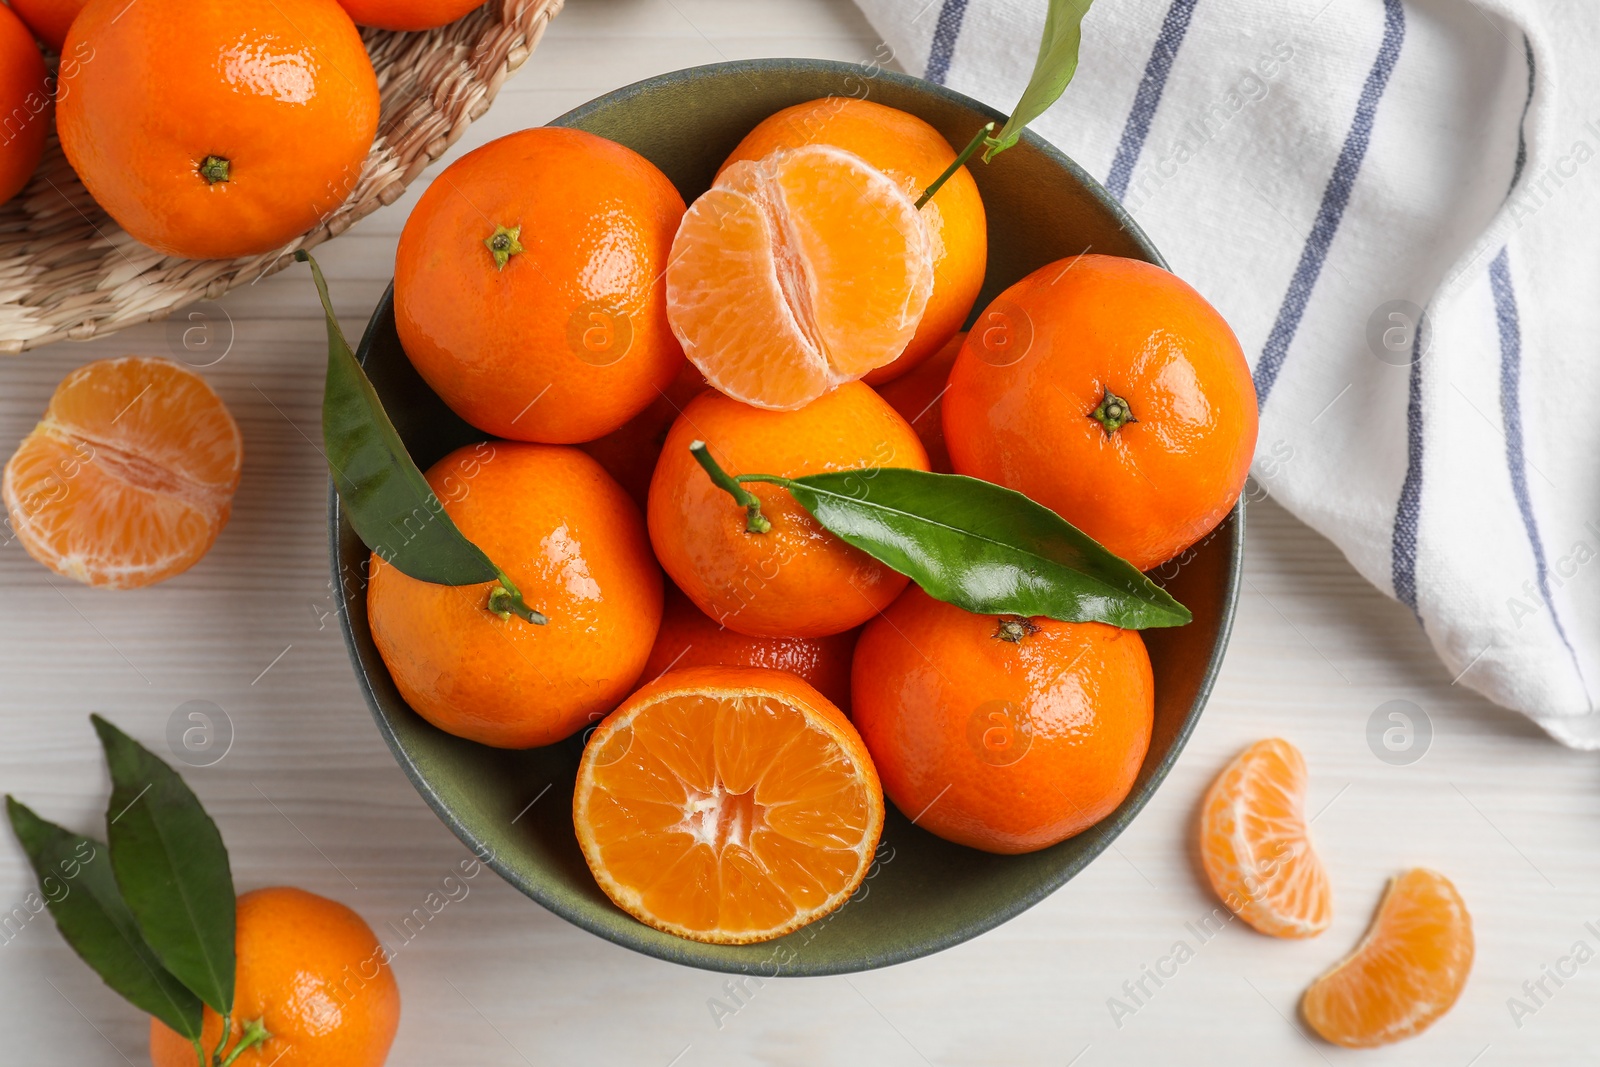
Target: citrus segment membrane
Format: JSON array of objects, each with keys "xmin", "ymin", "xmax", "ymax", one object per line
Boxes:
[
  {"xmin": 3, "ymin": 357, "xmax": 241, "ymax": 588},
  {"xmin": 574, "ymin": 666, "xmax": 884, "ymax": 944},
  {"xmin": 1200, "ymin": 738, "xmax": 1332, "ymax": 938},
  {"xmin": 1301, "ymin": 868, "xmax": 1473, "ymax": 1048},
  {"xmin": 666, "ymin": 145, "xmax": 934, "ymax": 410}
]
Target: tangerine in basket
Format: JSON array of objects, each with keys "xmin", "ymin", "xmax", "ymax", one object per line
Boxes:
[
  {"xmin": 0, "ymin": 4, "xmax": 49, "ymax": 206},
  {"xmin": 719, "ymin": 97, "xmax": 986, "ymax": 384},
  {"xmin": 874, "ymin": 330, "xmax": 962, "ymax": 473},
  {"xmin": 6, "ymin": 0, "xmax": 84, "ymax": 50},
  {"xmin": 335, "ymin": 0, "xmax": 484, "ymax": 30},
  {"xmin": 1199, "ymin": 737, "xmax": 1332, "ymax": 938},
  {"xmin": 647, "ymin": 382, "xmax": 927, "ymax": 639},
  {"xmin": 3, "ymin": 357, "xmax": 242, "ymax": 588},
  {"xmin": 148, "ymin": 886, "xmax": 399, "ymax": 1067},
  {"xmin": 367, "ymin": 442, "xmax": 661, "ymax": 748},
  {"xmin": 57, "ymin": 0, "xmax": 379, "ymax": 260},
  {"xmin": 851, "ymin": 587, "xmax": 1154, "ymax": 854},
  {"xmin": 1301, "ymin": 868, "xmax": 1473, "ymax": 1047},
  {"xmin": 395, "ymin": 127, "xmax": 687, "ymax": 444},
  {"xmin": 642, "ymin": 585, "xmax": 859, "ymax": 712},
  {"xmin": 666, "ymin": 143, "xmax": 934, "ymax": 410},
  {"xmin": 943, "ymin": 255, "xmax": 1257, "ymax": 571},
  {"xmin": 573, "ymin": 665, "xmax": 884, "ymax": 944}
]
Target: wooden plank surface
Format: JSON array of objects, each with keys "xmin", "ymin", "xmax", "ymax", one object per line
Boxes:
[{"xmin": 2, "ymin": 2, "xmax": 1595, "ymax": 1063}]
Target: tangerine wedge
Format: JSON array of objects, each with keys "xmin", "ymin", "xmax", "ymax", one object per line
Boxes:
[
  {"xmin": 1302, "ymin": 869, "xmax": 1473, "ymax": 1047},
  {"xmin": 1199, "ymin": 738, "xmax": 1331, "ymax": 938},
  {"xmin": 3, "ymin": 357, "xmax": 242, "ymax": 588},
  {"xmin": 666, "ymin": 144, "xmax": 934, "ymax": 411},
  {"xmin": 573, "ymin": 665, "xmax": 884, "ymax": 944}
]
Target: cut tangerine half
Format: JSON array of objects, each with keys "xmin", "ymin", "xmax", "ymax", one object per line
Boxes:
[
  {"xmin": 1199, "ymin": 738, "xmax": 1331, "ymax": 938},
  {"xmin": 573, "ymin": 665, "xmax": 884, "ymax": 944},
  {"xmin": 2, "ymin": 357, "xmax": 242, "ymax": 588},
  {"xmin": 1302, "ymin": 869, "xmax": 1473, "ymax": 1047},
  {"xmin": 666, "ymin": 144, "xmax": 934, "ymax": 411}
]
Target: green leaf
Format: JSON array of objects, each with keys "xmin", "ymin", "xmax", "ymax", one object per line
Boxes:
[
  {"xmin": 6, "ymin": 798, "xmax": 204, "ymax": 1040},
  {"xmin": 770, "ymin": 468, "xmax": 1190, "ymax": 629},
  {"xmin": 92, "ymin": 714, "xmax": 235, "ymax": 1015},
  {"xmin": 983, "ymin": 0, "xmax": 1095, "ymax": 162},
  {"xmin": 298, "ymin": 251, "xmax": 544, "ymax": 624}
]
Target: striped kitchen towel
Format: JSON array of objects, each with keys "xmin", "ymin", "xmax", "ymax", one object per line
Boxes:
[{"xmin": 852, "ymin": 0, "xmax": 1600, "ymax": 745}]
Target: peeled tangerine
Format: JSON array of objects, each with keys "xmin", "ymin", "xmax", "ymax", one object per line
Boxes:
[
  {"xmin": 1302, "ymin": 869, "xmax": 1473, "ymax": 1047},
  {"xmin": 666, "ymin": 145, "xmax": 934, "ymax": 411},
  {"xmin": 3, "ymin": 357, "xmax": 242, "ymax": 588},
  {"xmin": 573, "ymin": 666, "xmax": 884, "ymax": 944},
  {"xmin": 1199, "ymin": 738, "xmax": 1332, "ymax": 938}
]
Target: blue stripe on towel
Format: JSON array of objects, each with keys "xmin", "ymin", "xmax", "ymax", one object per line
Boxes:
[
  {"xmin": 925, "ymin": 0, "xmax": 970, "ymax": 85},
  {"xmin": 1104, "ymin": 0, "xmax": 1201, "ymax": 202},
  {"xmin": 1490, "ymin": 249, "xmax": 1585, "ymax": 682},
  {"xmin": 1253, "ymin": 0, "xmax": 1407, "ymax": 407},
  {"xmin": 1390, "ymin": 316, "xmax": 1426, "ymax": 614}
]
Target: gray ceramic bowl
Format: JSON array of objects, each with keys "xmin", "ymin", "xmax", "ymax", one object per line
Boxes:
[{"xmin": 333, "ymin": 59, "xmax": 1243, "ymax": 975}]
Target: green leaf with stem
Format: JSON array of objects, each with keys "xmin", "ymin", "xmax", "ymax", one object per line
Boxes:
[
  {"xmin": 92, "ymin": 715, "xmax": 236, "ymax": 1016},
  {"xmin": 983, "ymin": 0, "xmax": 1095, "ymax": 162},
  {"xmin": 914, "ymin": 0, "xmax": 1095, "ymax": 206},
  {"xmin": 687, "ymin": 444, "xmax": 1189, "ymax": 629},
  {"xmin": 298, "ymin": 251, "xmax": 544, "ymax": 625},
  {"xmin": 5, "ymin": 797, "xmax": 204, "ymax": 1040}
]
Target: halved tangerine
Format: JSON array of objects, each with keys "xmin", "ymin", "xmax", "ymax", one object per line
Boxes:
[
  {"xmin": 3, "ymin": 357, "xmax": 242, "ymax": 588},
  {"xmin": 1302, "ymin": 869, "xmax": 1473, "ymax": 1047},
  {"xmin": 573, "ymin": 665, "xmax": 884, "ymax": 944},
  {"xmin": 1199, "ymin": 738, "xmax": 1331, "ymax": 938},
  {"xmin": 666, "ymin": 144, "xmax": 934, "ymax": 411}
]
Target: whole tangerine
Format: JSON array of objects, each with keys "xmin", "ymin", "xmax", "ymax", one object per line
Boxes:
[
  {"xmin": 648, "ymin": 382, "xmax": 927, "ymax": 639},
  {"xmin": 368, "ymin": 442, "xmax": 662, "ymax": 748},
  {"xmin": 148, "ymin": 887, "xmax": 399, "ymax": 1067},
  {"xmin": 851, "ymin": 586, "xmax": 1154, "ymax": 854},
  {"xmin": 0, "ymin": 4, "xmax": 48, "ymax": 207},
  {"xmin": 642, "ymin": 584, "xmax": 859, "ymax": 711},
  {"xmin": 943, "ymin": 255, "xmax": 1257, "ymax": 571},
  {"xmin": 395, "ymin": 127, "xmax": 686, "ymax": 444},
  {"xmin": 57, "ymin": 0, "xmax": 379, "ymax": 260},
  {"xmin": 720, "ymin": 97, "xmax": 986, "ymax": 384}
]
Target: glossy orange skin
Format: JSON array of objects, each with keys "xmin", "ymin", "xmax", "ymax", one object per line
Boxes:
[
  {"xmin": 649, "ymin": 383, "xmax": 927, "ymax": 640},
  {"xmin": 580, "ymin": 358, "xmax": 706, "ymax": 510},
  {"xmin": 643, "ymin": 585, "xmax": 859, "ymax": 711},
  {"xmin": 368, "ymin": 443, "xmax": 662, "ymax": 748},
  {"xmin": 336, "ymin": 0, "xmax": 482, "ymax": 30},
  {"xmin": 0, "ymin": 5, "xmax": 48, "ymax": 206},
  {"xmin": 944, "ymin": 255, "xmax": 1257, "ymax": 571},
  {"xmin": 720, "ymin": 97, "xmax": 986, "ymax": 384},
  {"xmin": 57, "ymin": 0, "xmax": 377, "ymax": 260},
  {"xmin": 396, "ymin": 127, "xmax": 686, "ymax": 444},
  {"xmin": 852, "ymin": 587, "xmax": 1154, "ymax": 854},
  {"xmin": 149, "ymin": 887, "xmax": 399, "ymax": 1067},
  {"xmin": 875, "ymin": 330, "xmax": 961, "ymax": 473}
]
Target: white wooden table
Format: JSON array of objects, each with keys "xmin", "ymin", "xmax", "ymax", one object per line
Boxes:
[{"xmin": 3, "ymin": 2, "xmax": 1596, "ymax": 1063}]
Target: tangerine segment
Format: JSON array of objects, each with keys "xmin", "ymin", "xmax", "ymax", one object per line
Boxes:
[
  {"xmin": 1302, "ymin": 869, "xmax": 1473, "ymax": 1048},
  {"xmin": 1200, "ymin": 738, "xmax": 1331, "ymax": 938},
  {"xmin": 666, "ymin": 145, "xmax": 934, "ymax": 411},
  {"xmin": 2, "ymin": 357, "xmax": 241, "ymax": 588},
  {"xmin": 574, "ymin": 665, "xmax": 884, "ymax": 944}
]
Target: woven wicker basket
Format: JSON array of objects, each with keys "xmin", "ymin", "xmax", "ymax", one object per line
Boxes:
[{"xmin": 0, "ymin": 0, "xmax": 563, "ymax": 354}]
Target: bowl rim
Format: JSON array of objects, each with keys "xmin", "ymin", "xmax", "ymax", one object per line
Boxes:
[{"xmin": 331, "ymin": 57, "xmax": 1246, "ymax": 975}]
